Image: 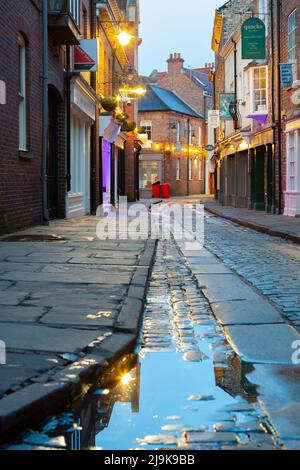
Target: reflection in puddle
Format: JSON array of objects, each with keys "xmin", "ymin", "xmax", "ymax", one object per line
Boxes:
[{"xmin": 4, "ymin": 240, "xmax": 282, "ymax": 451}]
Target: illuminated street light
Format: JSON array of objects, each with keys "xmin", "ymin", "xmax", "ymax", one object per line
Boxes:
[{"xmin": 116, "ymin": 31, "xmax": 134, "ymax": 46}]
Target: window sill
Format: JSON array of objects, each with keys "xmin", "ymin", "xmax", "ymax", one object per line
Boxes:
[{"xmin": 19, "ymin": 150, "xmax": 33, "ymax": 160}]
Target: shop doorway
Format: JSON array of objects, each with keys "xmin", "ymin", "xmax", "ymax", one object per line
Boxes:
[
  {"xmin": 253, "ymin": 146, "xmax": 265, "ymax": 211},
  {"xmin": 102, "ymin": 139, "xmax": 112, "ymax": 207}
]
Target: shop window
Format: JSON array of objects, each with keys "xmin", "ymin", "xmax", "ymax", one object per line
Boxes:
[
  {"xmin": 250, "ymin": 66, "xmax": 268, "ymax": 113},
  {"xmin": 139, "ymin": 160, "xmax": 160, "ymax": 189},
  {"xmin": 18, "ymin": 33, "xmax": 27, "ymax": 151},
  {"xmin": 288, "ymin": 132, "xmax": 296, "ymax": 191}
]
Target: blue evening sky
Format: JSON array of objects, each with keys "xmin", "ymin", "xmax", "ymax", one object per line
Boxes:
[{"xmin": 139, "ymin": 0, "xmax": 224, "ymax": 76}]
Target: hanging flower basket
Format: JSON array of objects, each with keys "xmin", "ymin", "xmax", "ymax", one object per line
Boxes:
[
  {"xmin": 121, "ymin": 120, "xmax": 136, "ymax": 132},
  {"xmin": 101, "ymin": 96, "xmax": 118, "ymax": 112}
]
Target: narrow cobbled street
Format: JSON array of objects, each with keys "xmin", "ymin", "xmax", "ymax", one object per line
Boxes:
[
  {"xmin": 4, "ymin": 209, "xmax": 300, "ymax": 451},
  {"xmin": 204, "ymin": 215, "xmax": 300, "ymax": 330}
]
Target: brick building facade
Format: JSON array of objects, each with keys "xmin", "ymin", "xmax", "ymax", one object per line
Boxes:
[
  {"xmin": 0, "ymin": 0, "xmax": 43, "ymax": 233},
  {"xmin": 212, "ymin": 0, "xmax": 300, "ymax": 216},
  {"xmin": 138, "ymin": 54, "xmax": 214, "ymax": 198},
  {"xmin": 0, "ymin": 0, "xmax": 142, "ymax": 234},
  {"xmin": 138, "ymin": 84, "xmax": 207, "ymax": 198},
  {"xmin": 281, "ymin": 1, "xmax": 300, "ymax": 216}
]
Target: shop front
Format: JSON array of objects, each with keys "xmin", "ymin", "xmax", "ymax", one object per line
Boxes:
[
  {"xmin": 99, "ymin": 116, "xmax": 123, "ymax": 208},
  {"xmin": 139, "ymin": 153, "xmax": 163, "ymax": 199},
  {"xmin": 66, "ymin": 80, "xmax": 96, "ymax": 218},
  {"xmin": 250, "ymin": 129, "xmax": 274, "ymax": 212},
  {"xmin": 284, "ymin": 118, "xmax": 300, "ymax": 217}
]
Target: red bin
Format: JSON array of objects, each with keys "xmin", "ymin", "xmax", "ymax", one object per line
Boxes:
[
  {"xmin": 161, "ymin": 183, "xmax": 170, "ymax": 199},
  {"xmin": 152, "ymin": 183, "xmax": 161, "ymax": 198}
]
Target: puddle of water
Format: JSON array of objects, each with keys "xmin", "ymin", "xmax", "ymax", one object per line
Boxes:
[{"xmin": 3, "ymin": 240, "xmax": 281, "ymax": 451}]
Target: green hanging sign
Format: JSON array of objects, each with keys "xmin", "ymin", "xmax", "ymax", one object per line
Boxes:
[{"xmin": 242, "ymin": 17, "xmax": 266, "ymax": 60}]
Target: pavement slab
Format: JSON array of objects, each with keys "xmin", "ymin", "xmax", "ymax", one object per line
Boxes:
[
  {"xmin": 0, "ymin": 323, "xmax": 106, "ymax": 353},
  {"xmin": 0, "ymin": 306, "xmax": 46, "ymax": 323},
  {"xmin": 212, "ymin": 299, "xmax": 284, "ymax": 325},
  {"xmin": 225, "ymin": 323, "xmax": 300, "ymax": 364},
  {"xmin": 0, "ymin": 291, "xmax": 29, "ymax": 306},
  {"xmin": 0, "ymin": 353, "xmax": 61, "ymax": 397},
  {"xmin": 39, "ymin": 306, "xmax": 116, "ymax": 328}
]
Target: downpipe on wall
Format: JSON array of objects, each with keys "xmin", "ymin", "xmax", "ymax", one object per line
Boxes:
[{"xmin": 41, "ymin": 0, "xmax": 49, "ymax": 223}]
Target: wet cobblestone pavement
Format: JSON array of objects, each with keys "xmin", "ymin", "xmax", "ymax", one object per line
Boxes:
[
  {"xmin": 204, "ymin": 215, "xmax": 300, "ymax": 330},
  {"xmin": 3, "ymin": 238, "xmax": 283, "ymax": 451}
]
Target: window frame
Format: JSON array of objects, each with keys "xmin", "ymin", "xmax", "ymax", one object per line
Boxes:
[
  {"xmin": 176, "ymin": 122, "xmax": 180, "ymax": 143},
  {"xmin": 176, "ymin": 158, "xmax": 180, "ymax": 181},
  {"xmin": 288, "ymin": 9, "xmax": 297, "ymax": 63},
  {"xmin": 188, "ymin": 158, "xmax": 192, "ymax": 181},
  {"xmin": 198, "ymin": 159, "xmax": 202, "ymax": 181},
  {"xmin": 198, "ymin": 126, "xmax": 202, "ymax": 146},
  {"xmin": 140, "ymin": 120, "xmax": 152, "ymax": 141},
  {"xmin": 250, "ymin": 66, "xmax": 268, "ymax": 114},
  {"xmin": 287, "ymin": 131, "xmax": 299, "ymax": 192},
  {"xmin": 69, "ymin": 0, "xmax": 82, "ymax": 29},
  {"xmin": 18, "ymin": 33, "xmax": 28, "ymax": 152},
  {"xmin": 258, "ymin": 0, "xmax": 268, "ymax": 35}
]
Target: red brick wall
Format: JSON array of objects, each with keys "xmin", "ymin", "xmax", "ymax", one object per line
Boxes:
[{"xmin": 0, "ymin": 0, "xmax": 43, "ymax": 233}]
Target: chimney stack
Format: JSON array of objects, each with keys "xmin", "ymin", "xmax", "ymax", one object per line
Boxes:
[{"xmin": 167, "ymin": 53, "xmax": 184, "ymax": 75}]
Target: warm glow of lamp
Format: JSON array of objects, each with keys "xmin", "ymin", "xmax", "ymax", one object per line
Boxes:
[
  {"xmin": 116, "ymin": 31, "xmax": 134, "ymax": 46},
  {"xmin": 121, "ymin": 373, "xmax": 133, "ymax": 385}
]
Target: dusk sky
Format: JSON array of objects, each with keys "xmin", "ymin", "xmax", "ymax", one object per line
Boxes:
[{"xmin": 139, "ymin": 0, "xmax": 224, "ymax": 76}]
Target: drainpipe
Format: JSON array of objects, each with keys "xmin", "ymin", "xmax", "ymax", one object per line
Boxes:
[
  {"xmin": 41, "ymin": 0, "xmax": 49, "ymax": 222},
  {"xmin": 232, "ymin": 38, "xmax": 238, "ymax": 132},
  {"xmin": 276, "ymin": 0, "xmax": 283, "ymax": 214},
  {"xmin": 270, "ymin": 0, "xmax": 276, "ymax": 213},
  {"xmin": 232, "ymin": 38, "xmax": 238, "ymax": 206}
]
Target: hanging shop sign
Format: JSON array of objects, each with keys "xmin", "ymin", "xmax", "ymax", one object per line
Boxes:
[
  {"xmin": 204, "ymin": 145, "xmax": 214, "ymax": 152},
  {"xmin": 242, "ymin": 17, "xmax": 266, "ymax": 60},
  {"xmin": 212, "ymin": 10, "xmax": 223, "ymax": 53},
  {"xmin": 74, "ymin": 39, "xmax": 98, "ymax": 72},
  {"xmin": 0, "ymin": 80, "xmax": 6, "ymax": 105},
  {"xmin": 280, "ymin": 63, "xmax": 294, "ymax": 88},
  {"xmin": 219, "ymin": 93, "xmax": 235, "ymax": 120},
  {"xmin": 208, "ymin": 110, "xmax": 220, "ymax": 128}
]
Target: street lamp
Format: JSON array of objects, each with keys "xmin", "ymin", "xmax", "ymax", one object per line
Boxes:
[{"xmin": 116, "ymin": 30, "xmax": 134, "ymax": 47}]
